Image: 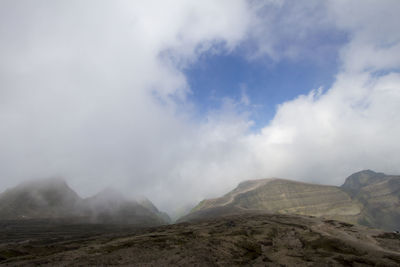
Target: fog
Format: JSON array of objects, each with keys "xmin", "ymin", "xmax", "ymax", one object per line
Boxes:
[{"xmin": 1, "ymin": 0, "xmax": 400, "ymax": 217}]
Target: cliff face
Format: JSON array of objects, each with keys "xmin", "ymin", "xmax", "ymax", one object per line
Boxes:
[{"xmin": 182, "ymin": 171, "xmax": 400, "ymax": 231}]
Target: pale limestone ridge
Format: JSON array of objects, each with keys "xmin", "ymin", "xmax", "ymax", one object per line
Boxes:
[
  {"xmin": 183, "ymin": 170, "xmax": 400, "ymax": 231},
  {"xmin": 192, "ymin": 178, "xmax": 277, "ymax": 212},
  {"xmin": 188, "ymin": 178, "xmax": 362, "ymax": 225}
]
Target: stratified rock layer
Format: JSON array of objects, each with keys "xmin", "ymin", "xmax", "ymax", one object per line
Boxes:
[
  {"xmin": 183, "ymin": 170, "xmax": 400, "ymax": 231},
  {"xmin": 185, "ymin": 178, "xmax": 361, "ymax": 224}
]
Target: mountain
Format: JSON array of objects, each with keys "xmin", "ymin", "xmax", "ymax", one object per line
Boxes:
[
  {"xmin": 0, "ymin": 178, "xmax": 169, "ymax": 226},
  {"xmin": 341, "ymin": 170, "xmax": 400, "ymax": 231},
  {"xmin": 341, "ymin": 170, "xmax": 387, "ymax": 196},
  {"xmin": 0, "ymin": 177, "xmax": 81, "ymax": 219},
  {"xmin": 137, "ymin": 197, "xmax": 172, "ymax": 224},
  {"xmin": 82, "ymin": 189, "xmax": 170, "ymax": 226},
  {"xmin": 181, "ymin": 178, "xmax": 362, "ymax": 224},
  {"xmin": 180, "ymin": 170, "xmax": 400, "ymax": 231}
]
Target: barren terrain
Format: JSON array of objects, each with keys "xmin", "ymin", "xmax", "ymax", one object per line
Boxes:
[{"xmin": 1, "ymin": 213, "xmax": 399, "ymax": 266}]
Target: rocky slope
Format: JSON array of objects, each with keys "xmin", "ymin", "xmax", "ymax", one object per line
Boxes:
[
  {"xmin": 0, "ymin": 178, "xmax": 169, "ymax": 226},
  {"xmin": 181, "ymin": 170, "xmax": 400, "ymax": 231},
  {"xmin": 1, "ymin": 213, "xmax": 399, "ymax": 266},
  {"xmin": 182, "ymin": 178, "xmax": 362, "ymax": 225},
  {"xmin": 341, "ymin": 170, "xmax": 400, "ymax": 231}
]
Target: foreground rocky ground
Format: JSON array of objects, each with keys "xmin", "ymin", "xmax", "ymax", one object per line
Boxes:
[{"xmin": 1, "ymin": 213, "xmax": 399, "ymax": 266}]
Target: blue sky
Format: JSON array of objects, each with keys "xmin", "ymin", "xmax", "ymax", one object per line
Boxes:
[{"xmin": 185, "ymin": 32, "xmax": 346, "ymax": 130}]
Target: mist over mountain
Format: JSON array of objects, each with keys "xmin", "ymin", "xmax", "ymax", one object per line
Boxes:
[
  {"xmin": 1, "ymin": 171, "xmax": 399, "ymax": 265},
  {"xmin": 1, "ymin": 170, "xmax": 398, "ymax": 231},
  {"xmin": 0, "ymin": 178, "xmax": 81, "ymax": 220},
  {"xmin": 0, "ymin": 178, "xmax": 169, "ymax": 226},
  {"xmin": 0, "ymin": 0, "xmax": 400, "ymax": 219},
  {"xmin": 0, "ymin": 1, "xmax": 399, "ymax": 265},
  {"xmin": 180, "ymin": 170, "xmax": 400, "ymax": 231}
]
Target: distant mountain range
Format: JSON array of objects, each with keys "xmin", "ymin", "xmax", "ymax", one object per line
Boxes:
[
  {"xmin": 0, "ymin": 170, "xmax": 399, "ymax": 231},
  {"xmin": 179, "ymin": 170, "xmax": 400, "ymax": 231},
  {"xmin": 0, "ymin": 178, "xmax": 170, "ymax": 226}
]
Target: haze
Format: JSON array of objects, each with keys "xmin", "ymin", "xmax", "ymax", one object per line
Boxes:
[{"xmin": 1, "ymin": 0, "xmax": 400, "ymax": 217}]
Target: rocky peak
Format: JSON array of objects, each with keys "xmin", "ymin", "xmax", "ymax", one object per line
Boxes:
[{"xmin": 341, "ymin": 170, "xmax": 387, "ymax": 195}]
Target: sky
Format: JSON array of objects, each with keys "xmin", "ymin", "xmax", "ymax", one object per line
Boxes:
[{"xmin": 1, "ymin": 0, "xmax": 400, "ymax": 217}]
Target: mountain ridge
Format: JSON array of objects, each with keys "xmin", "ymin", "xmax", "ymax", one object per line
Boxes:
[
  {"xmin": 180, "ymin": 170, "xmax": 400, "ymax": 231},
  {"xmin": 1, "ymin": 170, "xmax": 399, "ymax": 230},
  {"xmin": 0, "ymin": 178, "xmax": 170, "ymax": 226}
]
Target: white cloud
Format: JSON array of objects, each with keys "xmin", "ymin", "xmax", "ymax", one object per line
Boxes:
[
  {"xmin": 1, "ymin": 0, "xmax": 400, "ymax": 217},
  {"xmin": 242, "ymin": 0, "xmax": 400, "ymax": 185},
  {"xmin": 0, "ymin": 0, "xmax": 252, "ymax": 213},
  {"xmin": 327, "ymin": 0, "xmax": 400, "ymax": 72}
]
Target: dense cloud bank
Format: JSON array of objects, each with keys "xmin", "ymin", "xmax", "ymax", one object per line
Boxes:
[{"xmin": 1, "ymin": 0, "xmax": 399, "ymax": 216}]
